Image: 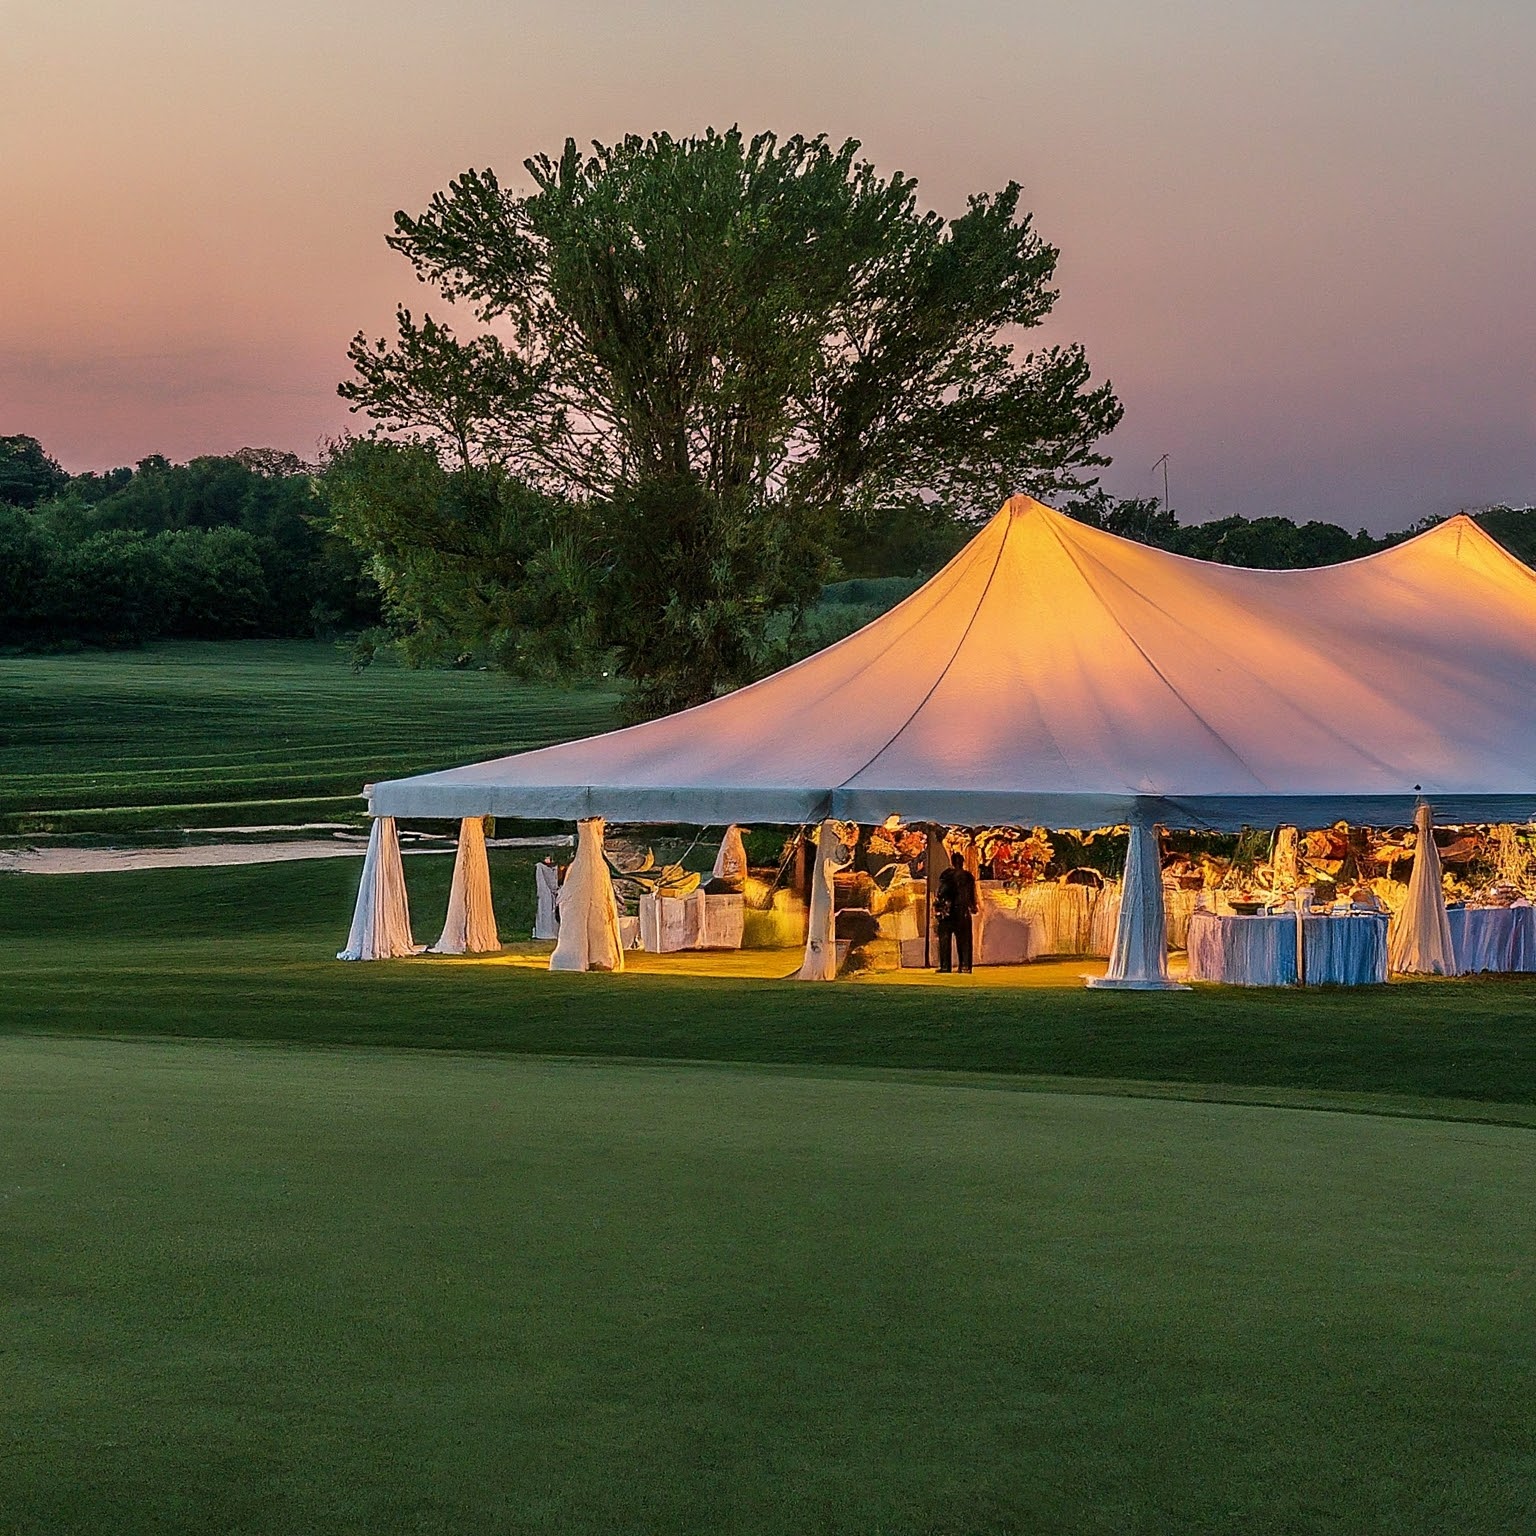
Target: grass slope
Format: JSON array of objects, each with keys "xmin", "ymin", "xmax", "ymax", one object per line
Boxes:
[
  {"xmin": 4, "ymin": 856, "xmax": 1536, "ymax": 1113},
  {"xmin": 0, "ymin": 640, "xmax": 617, "ymax": 832}
]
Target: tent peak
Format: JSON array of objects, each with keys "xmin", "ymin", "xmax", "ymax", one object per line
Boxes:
[
  {"xmin": 1390, "ymin": 510, "xmax": 1536, "ymax": 579},
  {"xmin": 1000, "ymin": 494, "xmax": 1061, "ymax": 522}
]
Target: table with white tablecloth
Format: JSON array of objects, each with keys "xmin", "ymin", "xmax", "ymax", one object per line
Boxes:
[
  {"xmin": 1185, "ymin": 910, "xmax": 1389, "ymax": 986},
  {"xmin": 1446, "ymin": 904, "xmax": 1536, "ymax": 974},
  {"xmin": 637, "ymin": 890, "xmax": 745, "ymax": 952},
  {"xmin": 978, "ymin": 881, "xmax": 1111, "ymax": 957},
  {"xmin": 975, "ymin": 888, "xmax": 1046, "ymax": 964},
  {"xmin": 977, "ymin": 880, "xmax": 1197, "ymax": 959}
]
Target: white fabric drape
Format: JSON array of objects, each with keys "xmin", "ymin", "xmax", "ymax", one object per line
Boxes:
[
  {"xmin": 533, "ymin": 860, "xmax": 560, "ymax": 940},
  {"xmin": 1088, "ymin": 821, "xmax": 1185, "ymax": 989},
  {"xmin": 1388, "ymin": 801, "xmax": 1455, "ymax": 975},
  {"xmin": 432, "ymin": 816, "xmax": 500, "ymax": 955},
  {"xmin": 337, "ymin": 816, "xmax": 419, "ymax": 961},
  {"xmin": 711, "ymin": 825, "xmax": 748, "ymax": 883},
  {"xmin": 549, "ymin": 817, "xmax": 625, "ymax": 973},
  {"xmin": 794, "ymin": 820, "xmax": 848, "ymax": 981}
]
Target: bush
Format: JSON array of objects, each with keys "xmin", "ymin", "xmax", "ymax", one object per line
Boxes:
[
  {"xmin": 155, "ymin": 527, "xmax": 270, "ymax": 636},
  {"xmin": 44, "ymin": 530, "xmax": 174, "ymax": 645}
]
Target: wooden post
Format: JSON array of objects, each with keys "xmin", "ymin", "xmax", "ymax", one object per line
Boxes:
[{"xmin": 794, "ymin": 828, "xmax": 809, "ymax": 902}]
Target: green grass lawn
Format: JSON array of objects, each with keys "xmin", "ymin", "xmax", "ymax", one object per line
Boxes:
[
  {"xmin": 0, "ymin": 640, "xmax": 618, "ymax": 833},
  {"xmin": 4, "ymin": 855, "xmax": 1536, "ymax": 1116},
  {"xmin": 4, "ymin": 861, "xmax": 1536, "ymax": 1531},
  {"xmin": 4, "ymin": 1036, "xmax": 1534, "ymax": 1535}
]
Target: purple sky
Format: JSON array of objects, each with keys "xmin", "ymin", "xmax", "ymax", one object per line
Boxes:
[{"xmin": 5, "ymin": 0, "xmax": 1532, "ymax": 530}]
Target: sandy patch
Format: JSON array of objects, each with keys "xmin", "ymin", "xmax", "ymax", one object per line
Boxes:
[{"xmin": 0, "ymin": 834, "xmax": 569, "ymax": 876}]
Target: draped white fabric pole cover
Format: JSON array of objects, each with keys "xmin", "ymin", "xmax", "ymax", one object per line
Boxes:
[
  {"xmin": 549, "ymin": 817, "xmax": 625, "ymax": 972},
  {"xmin": 1087, "ymin": 821, "xmax": 1186, "ymax": 989},
  {"xmin": 794, "ymin": 821, "xmax": 847, "ymax": 981},
  {"xmin": 711, "ymin": 825, "xmax": 748, "ymax": 883},
  {"xmin": 432, "ymin": 816, "xmax": 501, "ymax": 955},
  {"xmin": 533, "ymin": 861, "xmax": 560, "ymax": 940},
  {"xmin": 337, "ymin": 816, "xmax": 419, "ymax": 961},
  {"xmin": 1388, "ymin": 801, "xmax": 1456, "ymax": 975}
]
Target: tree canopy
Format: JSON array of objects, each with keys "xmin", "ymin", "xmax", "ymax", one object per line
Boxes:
[
  {"xmin": 0, "ymin": 435, "xmax": 70, "ymax": 509},
  {"xmin": 0, "ymin": 448, "xmax": 379, "ymax": 649},
  {"xmin": 334, "ymin": 128, "xmax": 1125, "ymax": 714}
]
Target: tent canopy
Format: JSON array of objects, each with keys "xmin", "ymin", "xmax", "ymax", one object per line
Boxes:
[{"xmin": 368, "ymin": 497, "xmax": 1536, "ymax": 832}]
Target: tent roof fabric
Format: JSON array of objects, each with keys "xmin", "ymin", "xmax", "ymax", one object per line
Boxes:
[{"xmin": 368, "ymin": 497, "xmax": 1536, "ymax": 831}]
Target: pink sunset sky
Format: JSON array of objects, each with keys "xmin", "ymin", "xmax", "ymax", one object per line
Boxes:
[{"xmin": 4, "ymin": 0, "xmax": 1532, "ymax": 530}]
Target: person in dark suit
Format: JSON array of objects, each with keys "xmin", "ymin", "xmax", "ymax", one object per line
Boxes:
[{"xmin": 935, "ymin": 851, "xmax": 979, "ymax": 973}]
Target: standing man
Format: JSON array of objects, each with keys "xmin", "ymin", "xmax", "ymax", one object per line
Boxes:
[{"xmin": 935, "ymin": 851, "xmax": 979, "ymax": 974}]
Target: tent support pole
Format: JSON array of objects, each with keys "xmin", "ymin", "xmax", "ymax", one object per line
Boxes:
[{"xmin": 925, "ymin": 825, "xmax": 943, "ymax": 969}]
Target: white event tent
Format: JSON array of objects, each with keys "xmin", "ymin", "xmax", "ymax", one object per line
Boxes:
[{"xmin": 348, "ymin": 496, "xmax": 1536, "ymax": 981}]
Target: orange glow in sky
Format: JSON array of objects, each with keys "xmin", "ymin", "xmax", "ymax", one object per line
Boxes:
[{"xmin": 4, "ymin": 0, "xmax": 1533, "ymax": 528}]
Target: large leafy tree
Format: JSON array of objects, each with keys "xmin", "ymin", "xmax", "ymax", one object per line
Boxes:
[{"xmin": 334, "ymin": 128, "xmax": 1123, "ymax": 715}]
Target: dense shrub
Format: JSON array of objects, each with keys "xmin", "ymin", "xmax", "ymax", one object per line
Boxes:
[{"xmin": 44, "ymin": 530, "xmax": 174, "ymax": 645}]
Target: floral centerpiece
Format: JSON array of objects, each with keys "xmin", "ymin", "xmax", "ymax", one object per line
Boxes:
[
  {"xmin": 974, "ymin": 826, "xmax": 1055, "ymax": 885},
  {"xmin": 868, "ymin": 820, "xmax": 927, "ymax": 862}
]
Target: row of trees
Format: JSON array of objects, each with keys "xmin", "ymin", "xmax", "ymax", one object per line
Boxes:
[
  {"xmin": 9, "ymin": 422, "xmax": 1531, "ymax": 666},
  {"xmin": 0, "ymin": 442, "xmax": 379, "ymax": 646},
  {"xmin": 1062, "ymin": 487, "xmax": 1536, "ymax": 568}
]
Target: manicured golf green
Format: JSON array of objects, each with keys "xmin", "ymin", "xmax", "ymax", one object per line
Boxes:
[
  {"xmin": 0, "ymin": 640, "xmax": 617, "ymax": 832},
  {"xmin": 3, "ymin": 1037, "xmax": 1531, "ymax": 1535}
]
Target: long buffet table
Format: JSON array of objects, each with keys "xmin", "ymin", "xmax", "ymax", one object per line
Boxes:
[
  {"xmin": 974, "ymin": 881, "xmax": 1200, "ymax": 963},
  {"xmin": 1446, "ymin": 904, "xmax": 1536, "ymax": 974},
  {"xmin": 1185, "ymin": 910, "xmax": 1389, "ymax": 986}
]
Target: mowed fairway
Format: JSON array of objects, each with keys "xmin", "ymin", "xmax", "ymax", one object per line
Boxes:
[
  {"xmin": 5, "ymin": 1037, "xmax": 1533, "ymax": 1536},
  {"xmin": 0, "ymin": 641, "xmax": 618, "ymax": 832},
  {"xmin": 6, "ymin": 857, "xmax": 1536, "ymax": 1113}
]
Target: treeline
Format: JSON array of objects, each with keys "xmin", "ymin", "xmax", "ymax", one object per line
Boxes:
[
  {"xmin": 0, "ymin": 438, "xmax": 379, "ymax": 647},
  {"xmin": 4, "ymin": 431, "xmax": 1533, "ymax": 654},
  {"xmin": 831, "ymin": 488, "xmax": 1536, "ymax": 585},
  {"xmin": 1060, "ymin": 489, "xmax": 1536, "ymax": 569}
]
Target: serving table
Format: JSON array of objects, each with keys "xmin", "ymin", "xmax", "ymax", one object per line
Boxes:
[
  {"xmin": 1446, "ymin": 904, "xmax": 1536, "ymax": 975},
  {"xmin": 976, "ymin": 879, "xmax": 1196, "ymax": 959},
  {"xmin": 978, "ymin": 881, "xmax": 1115, "ymax": 957},
  {"xmin": 638, "ymin": 891, "xmax": 745, "ymax": 952},
  {"xmin": 975, "ymin": 888, "xmax": 1046, "ymax": 965},
  {"xmin": 1185, "ymin": 909, "xmax": 1388, "ymax": 986}
]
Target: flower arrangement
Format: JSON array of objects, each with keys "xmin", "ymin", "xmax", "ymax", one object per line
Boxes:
[
  {"xmin": 972, "ymin": 826, "xmax": 1055, "ymax": 883},
  {"xmin": 868, "ymin": 821, "xmax": 927, "ymax": 862}
]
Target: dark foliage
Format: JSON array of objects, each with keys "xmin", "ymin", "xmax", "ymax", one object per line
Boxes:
[
  {"xmin": 0, "ymin": 434, "xmax": 70, "ymax": 508},
  {"xmin": 1064, "ymin": 489, "xmax": 1536, "ymax": 572},
  {"xmin": 0, "ymin": 448, "xmax": 380, "ymax": 648}
]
